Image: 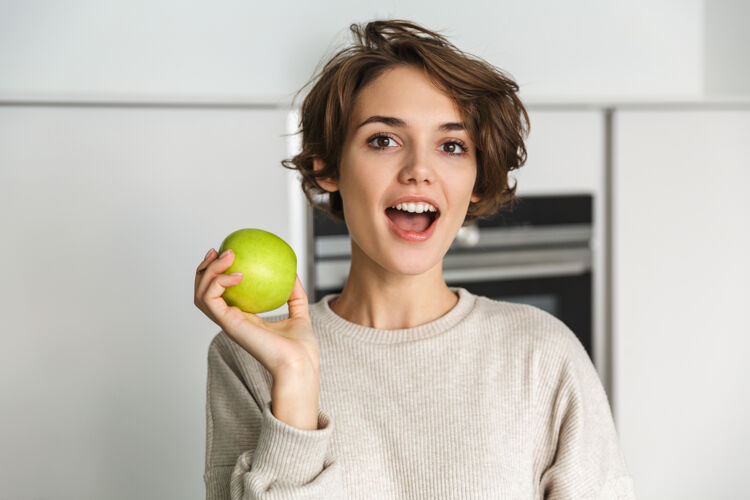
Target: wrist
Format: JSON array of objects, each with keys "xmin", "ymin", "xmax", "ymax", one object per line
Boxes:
[{"xmin": 271, "ymin": 370, "xmax": 320, "ymax": 430}]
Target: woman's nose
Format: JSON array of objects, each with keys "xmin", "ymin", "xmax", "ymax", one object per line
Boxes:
[{"xmin": 398, "ymin": 146, "xmax": 435, "ymax": 185}]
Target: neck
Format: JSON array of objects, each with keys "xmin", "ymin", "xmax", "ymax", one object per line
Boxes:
[{"xmin": 329, "ymin": 246, "xmax": 459, "ymax": 330}]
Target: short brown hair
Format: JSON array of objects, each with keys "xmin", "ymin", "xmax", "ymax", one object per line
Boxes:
[{"xmin": 281, "ymin": 19, "xmax": 529, "ymax": 225}]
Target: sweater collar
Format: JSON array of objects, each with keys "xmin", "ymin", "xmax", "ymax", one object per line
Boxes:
[{"xmin": 310, "ymin": 287, "xmax": 477, "ymax": 344}]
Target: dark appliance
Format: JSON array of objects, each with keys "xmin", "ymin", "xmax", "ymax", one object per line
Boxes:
[{"xmin": 310, "ymin": 194, "xmax": 594, "ymax": 361}]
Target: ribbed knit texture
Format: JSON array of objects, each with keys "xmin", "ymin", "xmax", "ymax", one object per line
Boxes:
[{"xmin": 205, "ymin": 287, "xmax": 636, "ymax": 499}]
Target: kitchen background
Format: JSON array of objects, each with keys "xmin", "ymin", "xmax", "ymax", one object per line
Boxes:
[{"xmin": 1, "ymin": 1, "xmax": 748, "ymax": 499}]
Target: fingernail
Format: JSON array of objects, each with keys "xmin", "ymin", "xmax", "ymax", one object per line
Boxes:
[
  {"xmin": 204, "ymin": 249, "xmax": 214, "ymax": 260},
  {"xmin": 230, "ymin": 272, "xmax": 242, "ymax": 276},
  {"xmin": 220, "ymin": 249, "xmax": 232, "ymax": 259}
]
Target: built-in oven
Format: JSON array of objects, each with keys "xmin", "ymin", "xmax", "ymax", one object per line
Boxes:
[{"xmin": 309, "ymin": 194, "xmax": 594, "ymax": 361}]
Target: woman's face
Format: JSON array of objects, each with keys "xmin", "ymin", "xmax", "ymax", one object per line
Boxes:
[{"xmin": 314, "ymin": 64, "xmax": 480, "ymax": 277}]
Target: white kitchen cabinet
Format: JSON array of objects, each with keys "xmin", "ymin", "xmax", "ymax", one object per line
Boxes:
[
  {"xmin": 0, "ymin": 104, "xmax": 293, "ymax": 500},
  {"xmin": 515, "ymin": 108, "xmax": 605, "ymax": 197},
  {"xmin": 613, "ymin": 109, "xmax": 750, "ymax": 500}
]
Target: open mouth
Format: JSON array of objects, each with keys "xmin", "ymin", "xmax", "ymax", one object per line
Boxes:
[{"xmin": 384, "ymin": 207, "xmax": 440, "ymax": 233}]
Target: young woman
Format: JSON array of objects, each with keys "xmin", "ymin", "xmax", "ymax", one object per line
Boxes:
[{"xmin": 195, "ymin": 20, "xmax": 635, "ymax": 500}]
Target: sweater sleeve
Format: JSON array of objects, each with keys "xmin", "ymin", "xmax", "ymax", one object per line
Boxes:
[
  {"xmin": 536, "ymin": 326, "xmax": 636, "ymax": 500},
  {"xmin": 204, "ymin": 332, "xmax": 345, "ymax": 499}
]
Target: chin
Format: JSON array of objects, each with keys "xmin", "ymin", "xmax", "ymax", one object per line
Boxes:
[{"xmin": 381, "ymin": 251, "xmax": 442, "ymax": 276}]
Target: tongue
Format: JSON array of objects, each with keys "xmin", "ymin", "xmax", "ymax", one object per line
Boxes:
[{"xmin": 386, "ymin": 208, "xmax": 432, "ymax": 233}]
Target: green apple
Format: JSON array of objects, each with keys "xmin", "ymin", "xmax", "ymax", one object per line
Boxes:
[{"xmin": 218, "ymin": 228, "xmax": 297, "ymax": 314}]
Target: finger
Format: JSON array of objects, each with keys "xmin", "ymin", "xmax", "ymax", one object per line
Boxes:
[
  {"xmin": 196, "ymin": 249, "xmax": 235, "ymax": 303},
  {"xmin": 286, "ymin": 274, "xmax": 310, "ymax": 321},
  {"xmin": 196, "ymin": 248, "xmax": 215, "ymax": 272},
  {"xmin": 202, "ymin": 272, "xmax": 244, "ymax": 322},
  {"xmin": 194, "ymin": 248, "xmax": 216, "ymax": 292}
]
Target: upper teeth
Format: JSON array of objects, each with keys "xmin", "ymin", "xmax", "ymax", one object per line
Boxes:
[{"xmin": 390, "ymin": 202, "xmax": 437, "ymax": 213}]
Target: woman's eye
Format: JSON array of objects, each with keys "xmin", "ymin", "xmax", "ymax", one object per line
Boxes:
[
  {"xmin": 439, "ymin": 141, "xmax": 467, "ymax": 155},
  {"xmin": 369, "ymin": 135, "xmax": 397, "ymax": 149}
]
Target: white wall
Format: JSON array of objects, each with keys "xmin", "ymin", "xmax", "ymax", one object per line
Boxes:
[
  {"xmin": 704, "ymin": 0, "xmax": 750, "ymax": 96},
  {"xmin": 0, "ymin": 0, "xmax": 703, "ymax": 101}
]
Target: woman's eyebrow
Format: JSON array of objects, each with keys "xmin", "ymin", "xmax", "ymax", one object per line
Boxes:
[{"xmin": 356, "ymin": 115, "xmax": 465, "ymax": 132}]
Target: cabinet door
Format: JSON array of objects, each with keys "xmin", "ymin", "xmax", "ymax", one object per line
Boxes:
[
  {"xmin": 516, "ymin": 109, "xmax": 604, "ymax": 196},
  {"xmin": 613, "ymin": 109, "xmax": 750, "ymax": 500},
  {"xmin": 0, "ymin": 104, "xmax": 291, "ymax": 500}
]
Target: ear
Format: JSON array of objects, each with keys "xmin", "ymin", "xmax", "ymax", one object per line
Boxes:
[
  {"xmin": 470, "ymin": 193, "xmax": 481, "ymax": 203},
  {"xmin": 313, "ymin": 157, "xmax": 339, "ymax": 193}
]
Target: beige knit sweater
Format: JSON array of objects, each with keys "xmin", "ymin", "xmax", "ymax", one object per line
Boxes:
[{"xmin": 204, "ymin": 287, "xmax": 636, "ymax": 499}]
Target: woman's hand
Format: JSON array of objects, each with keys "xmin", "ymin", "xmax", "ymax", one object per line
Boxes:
[{"xmin": 194, "ymin": 248, "xmax": 319, "ymax": 379}]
